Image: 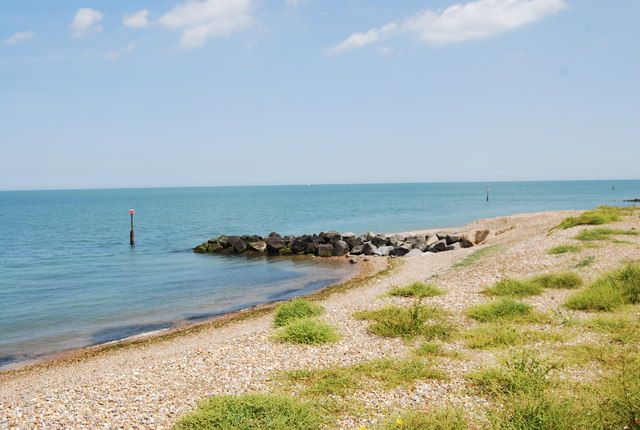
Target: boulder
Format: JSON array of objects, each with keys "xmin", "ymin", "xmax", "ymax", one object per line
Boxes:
[
  {"xmin": 217, "ymin": 236, "xmax": 232, "ymax": 248},
  {"xmin": 320, "ymin": 231, "xmax": 341, "ymax": 244},
  {"xmin": 268, "ymin": 232, "xmax": 281, "ymax": 238},
  {"xmin": 375, "ymin": 245, "xmax": 394, "ymax": 256},
  {"xmin": 350, "ymin": 244, "xmax": 365, "ymax": 255},
  {"xmin": 436, "ymin": 233, "xmax": 448, "ymax": 240},
  {"xmin": 310, "ymin": 235, "xmax": 325, "ymax": 244},
  {"xmin": 278, "ymin": 247, "xmax": 293, "ymax": 255},
  {"xmin": 317, "ymin": 243, "xmax": 334, "ymax": 257},
  {"xmin": 207, "ymin": 237, "xmax": 221, "ymax": 244},
  {"xmin": 291, "ymin": 238, "xmax": 309, "ymax": 254},
  {"xmin": 194, "ymin": 245, "xmax": 207, "ymax": 253},
  {"xmin": 387, "ymin": 234, "xmax": 405, "ymax": 247},
  {"xmin": 305, "ymin": 243, "xmax": 319, "ymax": 255},
  {"xmin": 413, "ymin": 241, "xmax": 429, "ymax": 252},
  {"xmin": 362, "ymin": 232, "xmax": 377, "ymax": 242},
  {"xmin": 429, "ymin": 239, "xmax": 448, "ymax": 252},
  {"xmin": 371, "ymin": 235, "xmax": 389, "ymax": 247},
  {"xmin": 341, "ymin": 232, "xmax": 357, "ymax": 238},
  {"xmin": 425, "ymin": 235, "xmax": 440, "ymax": 247},
  {"xmin": 390, "ymin": 244, "xmax": 412, "ymax": 256},
  {"xmin": 474, "ymin": 230, "xmax": 490, "ymax": 245},
  {"xmin": 207, "ymin": 242, "xmax": 223, "ymax": 253},
  {"xmin": 460, "ymin": 237, "xmax": 474, "ymax": 248},
  {"xmin": 242, "ymin": 235, "xmax": 262, "ymax": 243},
  {"xmin": 446, "ymin": 242, "xmax": 461, "ymax": 251},
  {"xmin": 404, "ymin": 249, "xmax": 424, "ymax": 257},
  {"xmin": 228, "ymin": 237, "xmax": 247, "ymax": 253},
  {"xmin": 332, "ymin": 240, "xmax": 350, "ymax": 256},
  {"xmin": 445, "ymin": 233, "xmax": 462, "ymax": 245},
  {"xmin": 266, "ymin": 237, "xmax": 285, "ymax": 255},
  {"xmin": 345, "ymin": 235, "xmax": 363, "ymax": 249},
  {"xmin": 362, "ymin": 243, "xmax": 378, "ymax": 256},
  {"xmin": 247, "ymin": 241, "xmax": 267, "ymax": 253}
]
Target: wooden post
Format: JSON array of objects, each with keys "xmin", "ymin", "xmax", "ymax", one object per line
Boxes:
[
  {"xmin": 129, "ymin": 209, "xmax": 136, "ymax": 246},
  {"xmin": 486, "ymin": 187, "xmax": 490, "ymax": 202}
]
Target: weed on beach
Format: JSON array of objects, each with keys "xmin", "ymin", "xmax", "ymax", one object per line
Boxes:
[
  {"xmin": 565, "ymin": 262, "xmax": 640, "ymax": 311},
  {"xmin": 171, "ymin": 393, "xmax": 323, "ymax": 430},
  {"xmin": 574, "ymin": 227, "xmax": 638, "ymax": 242},
  {"xmin": 530, "ymin": 272, "xmax": 583, "ymax": 289},
  {"xmin": 556, "ymin": 205, "xmax": 632, "ymax": 229},
  {"xmin": 389, "ymin": 281, "xmax": 444, "ymax": 298},
  {"xmin": 453, "ymin": 244, "xmax": 501, "ymax": 268},
  {"xmin": 379, "ymin": 407, "xmax": 468, "ymax": 430},
  {"xmin": 463, "ymin": 323, "xmax": 566, "ymax": 350},
  {"xmin": 483, "ymin": 272, "xmax": 582, "ymax": 298},
  {"xmin": 354, "ymin": 301, "xmax": 454, "ymax": 340},
  {"xmin": 274, "ymin": 318, "xmax": 339, "ymax": 345},
  {"xmin": 548, "ymin": 244, "xmax": 581, "ymax": 255},
  {"xmin": 466, "ymin": 298, "xmax": 544, "ymax": 323},
  {"xmin": 273, "ymin": 299, "xmax": 323, "ymax": 327}
]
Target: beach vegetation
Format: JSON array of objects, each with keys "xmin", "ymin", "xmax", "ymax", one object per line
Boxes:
[
  {"xmin": 354, "ymin": 301, "xmax": 453, "ymax": 340},
  {"xmin": 484, "ymin": 279, "xmax": 543, "ymax": 297},
  {"xmin": 530, "ymin": 272, "xmax": 583, "ymax": 289},
  {"xmin": 574, "ymin": 256, "xmax": 596, "ymax": 268},
  {"xmin": 556, "ymin": 205, "xmax": 630, "ymax": 229},
  {"xmin": 274, "ymin": 318, "xmax": 339, "ymax": 345},
  {"xmin": 463, "ymin": 323, "xmax": 565, "ymax": 350},
  {"xmin": 574, "ymin": 227, "xmax": 638, "ymax": 242},
  {"xmin": 453, "ymin": 244, "xmax": 501, "ymax": 268},
  {"xmin": 466, "ymin": 299, "xmax": 543, "ymax": 323},
  {"xmin": 548, "ymin": 244, "xmax": 581, "ymax": 255},
  {"xmin": 273, "ymin": 299, "xmax": 323, "ymax": 327},
  {"xmin": 389, "ymin": 281, "xmax": 444, "ymax": 298},
  {"xmin": 378, "ymin": 407, "xmax": 468, "ymax": 430},
  {"xmin": 565, "ymin": 262, "xmax": 640, "ymax": 311},
  {"xmin": 171, "ymin": 393, "xmax": 323, "ymax": 430}
]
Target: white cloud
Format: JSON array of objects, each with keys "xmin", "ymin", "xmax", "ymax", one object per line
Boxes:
[
  {"xmin": 71, "ymin": 8, "xmax": 104, "ymax": 38},
  {"xmin": 328, "ymin": 0, "xmax": 566, "ymax": 54},
  {"xmin": 123, "ymin": 10, "xmax": 150, "ymax": 29},
  {"xmin": 104, "ymin": 42, "xmax": 136, "ymax": 60},
  {"xmin": 3, "ymin": 31, "xmax": 36, "ymax": 45},
  {"xmin": 158, "ymin": 0, "xmax": 254, "ymax": 49}
]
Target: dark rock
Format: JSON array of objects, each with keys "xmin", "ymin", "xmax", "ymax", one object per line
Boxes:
[
  {"xmin": 194, "ymin": 245, "xmax": 206, "ymax": 253},
  {"xmin": 474, "ymin": 230, "xmax": 490, "ymax": 244},
  {"xmin": 332, "ymin": 240, "xmax": 350, "ymax": 256},
  {"xmin": 445, "ymin": 233, "xmax": 462, "ymax": 245},
  {"xmin": 242, "ymin": 235, "xmax": 262, "ymax": 243},
  {"xmin": 413, "ymin": 241, "xmax": 429, "ymax": 252},
  {"xmin": 362, "ymin": 232, "xmax": 377, "ymax": 242},
  {"xmin": 350, "ymin": 244, "xmax": 365, "ymax": 255},
  {"xmin": 278, "ymin": 247, "xmax": 293, "ymax": 255},
  {"xmin": 345, "ymin": 235, "xmax": 363, "ymax": 249},
  {"xmin": 207, "ymin": 237, "xmax": 221, "ymax": 244},
  {"xmin": 446, "ymin": 243, "xmax": 461, "ymax": 251},
  {"xmin": 266, "ymin": 237, "xmax": 285, "ymax": 255},
  {"xmin": 436, "ymin": 233, "xmax": 448, "ymax": 240},
  {"xmin": 390, "ymin": 244, "xmax": 412, "ymax": 256},
  {"xmin": 217, "ymin": 236, "xmax": 231, "ymax": 248},
  {"xmin": 320, "ymin": 231, "xmax": 342, "ymax": 244},
  {"xmin": 310, "ymin": 235, "xmax": 325, "ymax": 244},
  {"xmin": 228, "ymin": 237, "xmax": 247, "ymax": 253},
  {"xmin": 387, "ymin": 234, "xmax": 404, "ymax": 247},
  {"xmin": 317, "ymin": 243, "xmax": 334, "ymax": 257},
  {"xmin": 371, "ymin": 235, "xmax": 389, "ymax": 247},
  {"xmin": 305, "ymin": 243, "xmax": 318, "ymax": 255},
  {"xmin": 247, "ymin": 241, "xmax": 267, "ymax": 253},
  {"xmin": 268, "ymin": 232, "xmax": 281, "ymax": 238},
  {"xmin": 460, "ymin": 237, "xmax": 474, "ymax": 248},
  {"xmin": 425, "ymin": 235, "xmax": 440, "ymax": 247},
  {"xmin": 362, "ymin": 243, "xmax": 378, "ymax": 256},
  {"xmin": 429, "ymin": 239, "xmax": 448, "ymax": 252},
  {"xmin": 291, "ymin": 238, "xmax": 309, "ymax": 254},
  {"xmin": 349, "ymin": 258, "xmax": 357, "ymax": 264},
  {"xmin": 207, "ymin": 242, "xmax": 223, "ymax": 252}
]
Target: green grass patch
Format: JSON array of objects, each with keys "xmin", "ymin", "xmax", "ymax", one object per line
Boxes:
[
  {"xmin": 274, "ymin": 318, "xmax": 339, "ymax": 345},
  {"xmin": 548, "ymin": 244, "xmax": 581, "ymax": 255},
  {"xmin": 574, "ymin": 256, "xmax": 596, "ymax": 268},
  {"xmin": 556, "ymin": 205, "xmax": 631, "ymax": 229},
  {"xmin": 171, "ymin": 393, "xmax": 323, "ymax": 430},
  {"xmin": 273, "ymin": 299, "xmax": 323, "ymax": 328},
  {"xmin": 575, "ymin": 227, "xmax": 638, "ymax": 242},
  {"xmin": 530, "ymin": 272, "xmax": 583, "ymax": 289},
  {"xmin": 389, "ymin": 281, "xmax": 444, "ymax": 298},
  {"xmin": 280, "ymin": 357, "xmax": 445, "ymax": 396},
  {"xmin": 466, "ymin": 299, "xmax": 544, "ymax": 323},
  {"xmin": 354, "ymin": 302, "xmax": 453, "ymax": 340},
  {"xmin": 453, "ymin": 244, "xmax": 501, "ymax": 268},
  {"xmin": 464, "ymin": 323, "xmax": 566, "ymax": 350},
  {"xmin": 484, "ymin": 279, "xmax": 544, "ymax": 297},
  {"xmin": 565, "ymin": 262, "xmax": 640, "ymax": 311},
  {"xmin": 379, "ymin": 407, "xmax": 468, "ymax": 430}
]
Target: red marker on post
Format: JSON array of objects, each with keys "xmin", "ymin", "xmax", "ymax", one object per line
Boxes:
[{"xmin": 129, "ymin": 209, "xmax": 136, "ymax": 246}]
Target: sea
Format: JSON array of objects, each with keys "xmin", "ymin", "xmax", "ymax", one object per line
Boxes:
[{"xmin": 1, "ymin": 180, "xmax": 638, "ymax": 370}]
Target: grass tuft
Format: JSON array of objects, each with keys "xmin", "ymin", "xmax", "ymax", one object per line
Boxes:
[
  {"xmin": 171, "ymin": 393, "xmax": 323, "ymax": 430},
  {"xmin": 575, "ymin": 227, "xmax": 638, "ymax": 242},
  {"xmin": 556, "ymin": 205, "xmax": 630, "ymax": 229},
  {"xmin": 466, "ymin": 298, "xmax": 541, "ymax": 323},
  {"xmin": 389, "ymin": 281, "xmax": 444, "ymax": 298},
  {"xmin": 565, "ymin": 262, "xmax": 640, "ymax": 311},
  {"xmin": 530, "ymin": 272, "xmax": 583, "ymax": 290},
  {"xmin": 453, "ymin": 244, "xmax": 501, "ymax": 268},
  {"xmin": 464, "ymin": 323, "xmax": 566, "ymax": 350},
  {"xmin": 354, "ymin": 302, "xmax": 453, "ymax": 340},
  {"xmin": 273, "ymin": 299, "xmax": 324, "ymax": 328},
  {"xmin": 548, "ymin": 244, "xmax": 581, "ymax": 255},
  {"xmin": 380, "ymin": 407, "xmax": 468, "ymax": 430},
  {"xmin": 274, "ymin": 318, "xmax": 339, "ymax": 345},
  {"xmin": 484, "ymin": 279, "xmax": 543, "ymax": 297}
]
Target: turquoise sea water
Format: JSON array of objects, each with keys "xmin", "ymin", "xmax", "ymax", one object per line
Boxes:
[{"xmin": 1, "ymin": 180, "xmax": 639, "ymax": 369}]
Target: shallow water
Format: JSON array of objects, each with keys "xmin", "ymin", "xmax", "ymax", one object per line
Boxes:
[{"xmin": 1, "ymin": 180, "xmax": 638, "ymax": 369}]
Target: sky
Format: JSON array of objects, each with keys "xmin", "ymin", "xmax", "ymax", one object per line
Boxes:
[{"xmin": 1, "ymin": 0, "xmax": 639, "ymax": 191}]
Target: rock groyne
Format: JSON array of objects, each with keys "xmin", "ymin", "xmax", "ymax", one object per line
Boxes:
[{"xmin": 194, "ymin": 229, "xmax": 489, "ymax": 258}]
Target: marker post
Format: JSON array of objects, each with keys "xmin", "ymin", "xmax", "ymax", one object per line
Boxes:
[{"xmin": 129, "ymin": 209, "xmax": 136, "ymax": 246}]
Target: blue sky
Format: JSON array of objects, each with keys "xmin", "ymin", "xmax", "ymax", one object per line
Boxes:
[{"xmin": 1, "ymin": 0, "xmax": 639, "ymax": 190}]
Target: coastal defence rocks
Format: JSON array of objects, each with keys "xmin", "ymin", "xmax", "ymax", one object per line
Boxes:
[{"xmin": 194, "ymin": 230, "xmax": 482, "ymax": 258}]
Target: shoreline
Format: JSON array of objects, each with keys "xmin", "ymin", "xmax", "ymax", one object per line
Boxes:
[{"xmin": 0, "ymin": 256, "xmax": 385, "ymax": 379}]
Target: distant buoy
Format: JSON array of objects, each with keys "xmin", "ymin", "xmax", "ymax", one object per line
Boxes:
[{"xmin": 129, "ymin": 209, "xmax": 136, "ymax": 246}]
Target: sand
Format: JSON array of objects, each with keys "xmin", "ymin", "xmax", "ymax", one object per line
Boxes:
[{"xmin": 2, "ymin": 209, "xmax": 639, "ymax": 430}]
